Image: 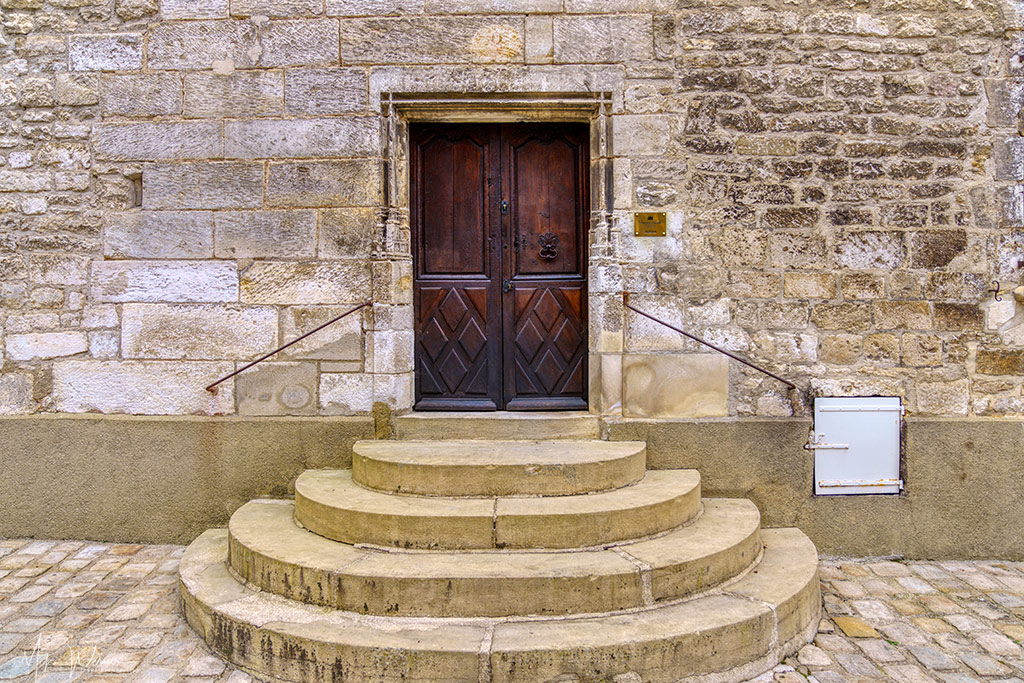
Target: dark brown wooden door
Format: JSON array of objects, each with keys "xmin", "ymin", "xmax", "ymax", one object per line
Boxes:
[{"xmin": 412, "ymin": 123, "xmax": 588, "ymax": 411}]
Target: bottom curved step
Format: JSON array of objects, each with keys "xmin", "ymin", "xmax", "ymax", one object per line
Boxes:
[{"xmin": 179, "ymin": 527, "xmax": 820, "ymax": 683}]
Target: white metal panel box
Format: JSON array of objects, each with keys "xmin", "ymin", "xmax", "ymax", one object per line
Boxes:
[{"xmin": 812, "ymin": 397, "xmax": 903, "ymax": 495}]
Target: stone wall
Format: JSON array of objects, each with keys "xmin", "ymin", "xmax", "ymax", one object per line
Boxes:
[{"xmin": 0, "ymin": 0, "xmax": 1022, "ymax": 418}]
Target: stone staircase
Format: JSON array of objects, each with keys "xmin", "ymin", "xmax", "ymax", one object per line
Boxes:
[{"xmin": 179, "ymin": 413, "xmax": 821, "ymax": 682}]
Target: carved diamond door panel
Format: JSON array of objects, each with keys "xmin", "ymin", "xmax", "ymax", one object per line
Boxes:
[
  {"xmin": 505, "ymin": 284, "xmax": 587, "ymax": 410},
  {"xmin": 411, "ymin": 122, "xmax": 588, "ymax": 411},
  {"xmin": 415, "ymin": 285, "xmax": 497, "ymax": 409}
]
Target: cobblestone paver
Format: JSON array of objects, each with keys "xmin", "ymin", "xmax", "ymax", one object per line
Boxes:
[{"xmin": 1, "ymin": 539, "xmax": 1022, "ymax": 682}]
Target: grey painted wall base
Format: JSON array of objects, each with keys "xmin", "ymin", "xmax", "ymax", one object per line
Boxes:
[
  {"xmin": 608, "ymin": 418, "xmax": 1024, "ymax": 560},
  {"xmin": 1, "ymin": 415, "xmax": 1021, "ymax": 558},
  {"xmin": 0, "ymin": 415, "xmax": 374, "ymax": 545}
]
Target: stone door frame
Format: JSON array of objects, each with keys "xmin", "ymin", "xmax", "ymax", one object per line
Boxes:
[{"xmin": 374, "ymin": 90, "xmax": 624, "ymax": 415}]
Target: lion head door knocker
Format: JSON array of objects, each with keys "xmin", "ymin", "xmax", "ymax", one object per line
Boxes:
[{"xmin": 538, "ymin": 232, "xmax": 559, "ymax": 260}]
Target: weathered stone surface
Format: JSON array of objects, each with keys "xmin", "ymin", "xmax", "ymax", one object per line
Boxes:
[
  {"xmin": 94, "ymin": 122, "xmax": 222, "ymax": 161},
  {"xmin": 525, "ymin": 15, "xmax": 553, "ymax": 64},
  {"xmin": 240, "ymin": 262, "xmax": 370, "ymax": 304},
  {"xmin": 162, "ymin": 0, "xmax": 227, "ymax": 18},
  {"xmin": 231, "ymin": 0, "xmax": 323, "ymax": 16},
  {"xmin": 736, "ymin": 136, "xmax": 797, "ymax": 156},
  {"xmin": 6, "ymin": 332, "xmax": 88, "ymax": 360},
  {"xmin": 121, "ymin": 304, "xmax": 277, "ymax": 360},
  {"xmin": 0, "ymin": 374, "xmax": 34, "ymax": 415},
  {"xmin": 148, "ymin": 21, "xmax": 260, "ymax": 70},
  {"xmin": 183, "ymin": 71, "xmax": 283, "ymax": 118},
  {"xmin": 100, "ymin": 74, "xmax": 183, "ymax": 117},
  {"xmin": 104, "ymin": 211, "xmax": 215, "ymax": 259},
  {"xmin": 116, "ymin": 0, "xmax": 158, "ymax": 20},
  {"xmin": 55, "ymin": 74, "xmax": 99, "ymax": 106},
  {"xmin": 318, "ymin": 207, "xmax": 376, "ymax": 259},
  {"xmin": 52, "ymin": 360, "xmax": 235, "ymax": 415},
  {"xmin": 874, "ymin": 301, "xmax": 932, "ymax": 330},
  {"xmin": 553, "ymin": 15, "xmax": 651, "ymax": 63},
  {"xmin": 224, "ymin": 117, "xmax": 377, "ymax": 158},
  {"xmin": 262, "ymin": 19, "xmax": 338, "ymax": 66},
  {"xmin": 784, "ymin": 272, "xmax": 836, "ymax": 299},
  {"xmin": 265, "ymin": 160, "xmax": 379, "ymax": 207},
  {"xmin": 29, "ymin": 254, "xmax": 90, "ymax": 286},
  {"xmin": 0, "ymin": 172, "xmax": 52, "ymax": 192},
  {"xmin": 143, "ymin": 163, "xmax": 263, "ymax": 210},
  {"xmin": 279, "ymin": 305, "xmax": 363, "ymax": 361},
  {"xmin": 237, "ymin": 361, "xmax": 319, "ymax": 415},
  {"xmin": 910, "ymin": 230, "xmax": 966, "ymax": 269},
  {"xmin": 69, "ymin": 34, "xmax": 143, "ymax": 71},
  {"xmin": 213, "ymin": 210, "xmax": 317, "ymax": 258},
  {"xmin": 984, "ymin": 78, "xmax": 1024, "ymax": 127},
  {"xmin": 340, "ymin": 17, "xmax": 524, "ymax": 64},
  {"xmin": 285, "ymin": 68, "xmax": 367, "ymax": 115},
  {"xmin": 614, "ymin": 115, "xmax": 670, "ymax": 157},
  {"xmin": 994, "ymin": 136, "xmax": 1024, "ymax": 181},
  {"xmin": 902, "ymin": 333, "xmax": 942, "ymax": 366},
  {"xmin": 623, "ymin": 353, "xmax": 728, "ymax": 418},
  {"xmin": 835, "ymin": 231, "xmax": 905, "ymax": 269},
  {"xmin": 976, "ymin": 348, "xmax": 1024, "ymax": 375},
  {"xmin": 90, "ymin": 261, "xmax": 238, "ymax": 303},
  {"xmin": 916, "ymin": 379, "xmax": 970, "ymax": 415},
  {"xmin": 320, "ymin": 371, "xmax": 373, "ymax": 414}
]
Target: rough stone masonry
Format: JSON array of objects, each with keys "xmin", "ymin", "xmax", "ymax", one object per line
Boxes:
[{"xmin": 0, "ymin": 0, "xmax": 1022, "ymax": 419}]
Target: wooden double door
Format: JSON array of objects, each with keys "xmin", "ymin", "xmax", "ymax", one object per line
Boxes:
[{"xmin": 412, "ymin": 122, "xmax": 589, "ymax": 411}]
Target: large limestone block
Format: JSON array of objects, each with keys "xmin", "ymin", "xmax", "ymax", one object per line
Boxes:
[
  {"xmin": 183, "ymin": 71, "xmax": 283, "ymax": 118},
  {"xmin": 613, "ymin": 114, "xmax": 670, "ymax": 157},
  {"xmin": 261, "ymin": 19, "xmax": 339, "ymax": 66},
  {"xmin": 236, "ymin": 361, "xmax": 318, "ymax": 415},
  {"xmin": 69, "ymin": 34, "xmax": 143, "ymax": 71},
  {"xmin": 623, "ymin": 353, "xmax": 729, "ymax": 418},
  {"xmin": 143, "ymin": 163, "xmax": 263, "ymax": 210},
  {"xmin": 213, "ymin": 210, "xmax": 317, "ymax": 258},
  {"xmin": 320, "ymin": 372, "xmax": 373, "ymax": 414},
  {"xmin": 367, "ymin": 65, "xmax": 625, "ymax": 109},
  {"xmin": 285, "ymin": 68, "xmax": 368, "ymax": 115},
  {"xmin": 91, "ymin": 261, "xmax": 238, "ymax": 303},
  {"xmin": 279, "ymin": 305, "xmax": 363, "ymax": 361},
  {"xmin": 319, "ymin": 208, "xmax": 376, "ymax": 259},
  {"xmin": 52, "ymin": 360, "xmax": 235, "ymax": 415},
  {"xmin": 0, "ymin": 374, "xmax": 34, "ymax": 415},
  {"xmin": 162, "ymin": 0, "xmax": 227, "ymax": 18},
  {"xmin": 121, "ymin": 304, "xmax": 278, "ymax": 360},
  {"xmin": 326, "ymin": 0, "xmax": 422, "ymax": 15},
  {"xmin": 94, "ymin": 122, "xmax": 222, "ymax": 161},
  {"xmin": 231, "ymin": 0, "xmax": 323, "ymax": 16},
  {"xmin": 103, "ymin": 211, "xmax": 214, "ymax": 259},
  {"xmin": 101, "ymin": 74, "xmax": 182, "ymax": 116},
  {"xmin": 6, "ymin": 332, "xmax": 88, "ymax": 360},
  {"xmin": 224, "ymin": 117, "xmax": 377, "ymax": 158},
  {"xmin": 148, "ymin": 21, "xmax": 260, "ymax": 70},
  {"xmin": 240, "ymin": 261, "xmax": 370, "ymax": 304},
  {"xmin": 552, "ymin": 15, "xmax": 652, "ymax": 63},
  {"xmin": 266, "ymin": 160, "xmax": 379, "ymax": 207},
  {"xmin": 339, "ymin": 17, "xmax": 524, "ymax": 64}
]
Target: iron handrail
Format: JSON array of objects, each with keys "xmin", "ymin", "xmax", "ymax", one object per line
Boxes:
[
  {"xmin": 206, "ymin": 300, "xmax": 372, "ymax": 394},
  {"xmin": 622, "ymin": 292, "xmax": 796, "ymax": 390}
]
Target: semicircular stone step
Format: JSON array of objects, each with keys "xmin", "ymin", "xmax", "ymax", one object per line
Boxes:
[
  {"xmin": 294, "ymin": 468, "xmax": 701, "ymax": 550},
  {"xmin": 181, "ymin": 527, "xmax": 820, "ymax": 683},
  {"xmin": 352, "ymin": 440, "xmax": 647, "ymax": 497},
  {"xmin": 227, "ymin": 497, "xmax": 761, "ymax": 617}
]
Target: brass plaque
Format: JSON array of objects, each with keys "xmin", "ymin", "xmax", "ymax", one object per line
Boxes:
[{"xmin": 634, "ymin": 212, "xmax": 667, "ymax": 237}]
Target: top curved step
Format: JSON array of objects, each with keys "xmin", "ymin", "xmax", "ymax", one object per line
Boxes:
[
  {"xmin": 394, "ymin": 412, "xmax": 601, "ymax": 441},
  {"xmin": 353, "ymin": 440, "xmax": 647, "ymax": 496}
]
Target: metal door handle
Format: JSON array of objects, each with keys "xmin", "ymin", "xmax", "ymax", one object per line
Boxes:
[{"xmin": 503, "ymin": 279, "xmax": 514, "ymax": 293}]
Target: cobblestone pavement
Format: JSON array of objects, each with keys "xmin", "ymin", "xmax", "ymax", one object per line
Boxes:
[{"xmin": 0, "ymin": 539, "xmax": 1022, "ymax": 682}]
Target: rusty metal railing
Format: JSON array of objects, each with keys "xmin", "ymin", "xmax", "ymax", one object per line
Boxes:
[
  {"xmin": 206, "ymin": 300, "xmax": 372, "ymax": 394},
  {"xmin": 622, "ymin": 292, "xmax": 796, "ymax": 390}
]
